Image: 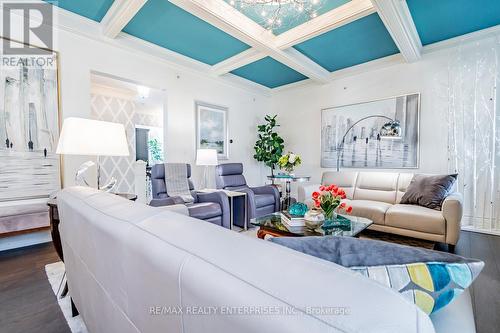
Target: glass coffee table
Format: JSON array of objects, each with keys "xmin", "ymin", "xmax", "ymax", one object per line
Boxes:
[{"xmin": 251, "ymin": 212, "xmax": 373, "ymax": 239}]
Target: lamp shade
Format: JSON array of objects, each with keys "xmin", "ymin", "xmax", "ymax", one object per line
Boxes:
[
  {"xmin": 56, "ymin": 117, "xmax": 129, "ymax": 156},
  {"xmin": 196, "ymin": 149, "xmax": 218, "ymax": 166}
]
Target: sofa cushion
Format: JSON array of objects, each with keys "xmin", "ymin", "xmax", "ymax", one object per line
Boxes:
[
  {"xmin": 346, "ymin": 200, "xmax": 392, "ymax": 225},
  {"xmin": 400, "ymin": 174, "xmax": 457, "ymax": 210},
  {"xmin": 386, "ymin": 204, "xmax": 445, "ymax": 235},
  {"xmin": 255, "ymin": 193, "xmax": 275, "ymax": 207},
  {"xmin": 322, "ymin": 171, "xmax": 358, "ymax": 199},
  {"xmin": 187, "ymin": 202, "xmax": 221, "ymax": 220},
  {"xmin": 353, "ymin": 172, "xmax": 399, "ymax": 204}
]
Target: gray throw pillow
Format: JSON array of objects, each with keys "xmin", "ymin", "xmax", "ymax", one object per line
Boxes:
[{"xmin": 400, "ymin": 174, "xmax": 457, "ymax": 210}]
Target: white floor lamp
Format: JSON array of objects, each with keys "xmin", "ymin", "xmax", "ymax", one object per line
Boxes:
[{"xmin": 196, "ymin": 149, "xmax": 218, "ymax": 189}]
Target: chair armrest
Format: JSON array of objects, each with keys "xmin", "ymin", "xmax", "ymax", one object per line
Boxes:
[
  {"xmin": 197, "ymin": 192, "xmax": 230, "ymax": 228},
  {"xmin": 442, "ymin": 192, "xmax": 463, "ymax": 245},
  {"xmin": 154, "ymin": 204, "xmax": 189, "ymax": 216},
  {"xmin": 298, "ymin": 183, "xmax": 321, "ymax": 207},
  {"xmin": 251, "ymin": 185, "xmax": 280, "ymax": 212},
  {"xmin": 149, "ymin": 196, "xmax": 184, "ymax": 207}
]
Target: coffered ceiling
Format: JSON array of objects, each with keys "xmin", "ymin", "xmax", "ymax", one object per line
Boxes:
[{"xmin": 44, "ymin": 0, "xmax": 500, "ymax": 90}]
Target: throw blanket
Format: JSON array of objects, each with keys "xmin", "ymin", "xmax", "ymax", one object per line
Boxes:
[
  {"xmin": 270, "ymin": 236, "xmax": 483, "ymax": 314},
  {"xmin": 164, "ymin": 163, "xmax": 194, "ymax": 203}
]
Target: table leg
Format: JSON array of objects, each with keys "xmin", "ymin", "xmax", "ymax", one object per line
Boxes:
[
  {"xmin": 230, "ymin": 196, "xmax": 234, "ymax": 230},
  {"xmin": 285, "ymin": 180, "xmax": 291, "ymax": 209},
  {"xmin": 244, "ymin": 193, "xmax": 248, "ymax": 231}
]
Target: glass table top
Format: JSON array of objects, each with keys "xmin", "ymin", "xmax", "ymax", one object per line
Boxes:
[{"xmin": 251, "ymin": 212, "xmax": 373, "ymax": 237}]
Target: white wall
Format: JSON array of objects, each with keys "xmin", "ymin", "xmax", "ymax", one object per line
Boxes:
[
  {"xmin": 271, "ymin": 49, "xmax": 455, "ymax": 187},
  {"xmin": 5, "ymin": 9, "xmax": 271, "ymax": 189}
]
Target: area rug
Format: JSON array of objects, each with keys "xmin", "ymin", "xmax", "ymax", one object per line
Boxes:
[
  {"xmin": 358, "ymin": 229, "xmax": 436, "ymax": 249},
  {"xmin": 243, "ymin": 226, "xmax": 436, "ymax": 249},
  {"xmin": 45, "ymin": 262, "xmax": 88, "ymax": 333}
]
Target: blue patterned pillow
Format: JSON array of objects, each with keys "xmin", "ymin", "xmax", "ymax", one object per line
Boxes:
[
  {"xmin": 269, "ymin": 236, "xmax": 484, "ymax": 315},
  {"xmin": 351, "ymin": 261, "xmax": 483, "ymax": 314}
]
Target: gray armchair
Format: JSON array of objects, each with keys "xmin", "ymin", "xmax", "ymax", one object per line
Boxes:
[
  {"xmin": 215, "ymin": 163, "xmax": 280, "ymax": 224},
  {"xmin": 150, "ymin": 164, "xmax": 230, "ymax": 229}
]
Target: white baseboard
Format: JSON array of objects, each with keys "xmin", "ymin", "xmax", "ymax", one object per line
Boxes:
[{"xmin": 0, "ymin": 230, "xmax": 52, "ymax": 252}]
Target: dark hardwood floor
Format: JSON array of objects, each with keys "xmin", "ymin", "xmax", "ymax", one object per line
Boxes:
[
  {"xmin": 0, "ymin": 232, "xmax": 499, "ymax": 333},
  {"xmin": 0, "ymin": 242, "xmax": 70, "ymax": 333}
]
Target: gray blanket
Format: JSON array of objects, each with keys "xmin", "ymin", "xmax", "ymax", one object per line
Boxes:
[
  {"xmin": 270, "ymin": 236, "xmax": 478, "ymax": 267},
  {"xmin": 164, "ymin": 163, "xmax": 194, "ymax": 203}
]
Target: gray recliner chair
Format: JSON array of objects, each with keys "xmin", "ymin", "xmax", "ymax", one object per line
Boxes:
[
  {"xmin": 215, "ymin": 163, "xmax": 280, "ymax": 223},
  {"xmin": 150, "ymin": 164, "xmax": 230, "ymax": 229}
]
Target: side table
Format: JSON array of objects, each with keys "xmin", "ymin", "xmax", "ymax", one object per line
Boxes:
[
  {"xmin": 267, "ymin": 175, "xmax": 311, "ymax": 210},
  {"xmin": 197, "ymin": 189, "xmax": 248, "ymax": 230}
]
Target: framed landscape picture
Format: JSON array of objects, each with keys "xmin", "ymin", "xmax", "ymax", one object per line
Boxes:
[
  {"xmin": 321, "ymin": 93, "xmax": 420, "ymax": 169},
  {"xmin": 195, "ymin": 101, "xmax": 228, "ymax": 160},
  {"xmin": 0, "ymin": 37, "xmax": 61, "ymax": 201}
]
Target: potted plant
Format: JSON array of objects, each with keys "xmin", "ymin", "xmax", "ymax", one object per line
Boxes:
[
  {"xmin": 278, "ymin": 152, "xmax": 301, "ymax": 176},
  {"xmin": 312, "ymin": 184, "xmax": 352, "ymax": 225},
  {"xmin": 253, "ymin": 115, "xmax": 285, "ymax": 176}
]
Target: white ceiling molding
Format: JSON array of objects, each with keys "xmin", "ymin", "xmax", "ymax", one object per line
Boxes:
[
  {"xmin": 169, "ymin": 0, "xmax": 331, "ymax": 83},
  {"xmin": 213, "ymin": 0, "xmax": 375, "ymax": 76},
  {"xmin": 101, "ymin": 0, "xmax": 148, "ymax": 38},
  {"xmin": 274, "ymin": 0, "xmax": 375, "ymax": 49},
  {"xmin": 4, "ymin": 1, "xmax": 272, "ymax": 95},
  {"xmin": 273, "ymin": 24, "xmax": 500, "ymax": 94},
  {"xmin": 422, "ymin": 23, "xmax": 500, "ymax": 55},
  {"xmin": 211, "ymin": 48, "xmax": 265, "ymax": 75},
  {"xmin": 371, "ymin": 0, "xmax": 422, "ymax": 62}
]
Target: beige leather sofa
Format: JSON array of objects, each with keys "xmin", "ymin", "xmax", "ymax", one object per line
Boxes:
[
  {"xmin": 57, "ymin": 187, "xmax": 475, "ymax": 333},
  {"xmin": 298, "ymin": 171, "xmax": 463, "ymax": 250}
]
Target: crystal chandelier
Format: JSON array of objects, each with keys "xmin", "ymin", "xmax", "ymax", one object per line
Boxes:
[{"xmin": 228, "ymin": 0, "xmax": 322, "ymax": 33}]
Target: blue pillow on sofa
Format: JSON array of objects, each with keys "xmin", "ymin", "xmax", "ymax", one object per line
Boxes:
[{"xmin": 270, "ymin": 236, "xmax": 483, "ymax": 314}]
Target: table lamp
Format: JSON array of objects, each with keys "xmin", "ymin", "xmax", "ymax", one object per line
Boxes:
[
  {"xmin": 56, "ymin": 117, "xmax": 130, "ymax": 190},
  {"xmin": 196, "ymin": 149, "xmax": 218, "ymax": 189}
]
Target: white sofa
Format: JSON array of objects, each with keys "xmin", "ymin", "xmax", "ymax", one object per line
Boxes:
[
  {"xmin": 298, "ymin": 171, "xmax": 463, "ymax": 250},
  {"xmin": 57, "ymin": 187, "xmax": 474, "ymax": 333}
]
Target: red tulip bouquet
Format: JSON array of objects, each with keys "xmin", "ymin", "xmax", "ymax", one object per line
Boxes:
[{"xmin": 312, "ymin": 184, "xmax": 352, "ymax": 221}]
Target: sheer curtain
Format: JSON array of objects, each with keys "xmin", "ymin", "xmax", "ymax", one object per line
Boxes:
[{"xmin": 446, "ymin": 35, "xmax": 500, "ymax": 233}]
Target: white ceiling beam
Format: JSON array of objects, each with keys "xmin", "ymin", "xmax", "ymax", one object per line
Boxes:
[
  {"xmin": 371, "ymin": 0, "xmax": 422, "ymax": 62},
  {"xmin": 169, "ymin": 0, "xmax": 331, "ymax": 83},
  {"xmin": 101, "ymin": 0, "xmax": 148, "ymax": 38},
  {"xmin": 211, "ymin": 48, "xmax": 265, "ymax": 75},
  {"xmin": 212, "ymin": 0, "xmax": 375, "ymax": 76},
  {"xmin": 275, "ymin": 0, "xmax": 375, "ymax": 49}
]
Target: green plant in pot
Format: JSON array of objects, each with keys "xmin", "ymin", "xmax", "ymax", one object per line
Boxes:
[{"xmin": 253, "ymin": 115, "xmax": 285, "ymax": 176}]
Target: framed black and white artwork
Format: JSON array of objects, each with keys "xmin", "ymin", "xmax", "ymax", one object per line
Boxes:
[
  {"xmin": 321, "ymin": 93, "xmax": 420, "ymax": 169},
  {"xmin": 195, "ymin": 101, "xmax": 228, "ymax": 160},
  {"xmin": 0, "ymin": 38, "xmax": 61, "ymax": 201}
]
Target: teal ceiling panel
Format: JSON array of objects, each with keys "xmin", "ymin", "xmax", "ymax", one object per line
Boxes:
[
  {"xmin": 293, "ymin": 13, "xmax": 399, "ymax": 72},
  {"xmin": 407, "ymin": 0, "xmax": 500, "ymax": 45},
  {"xmin": 231, "ymin": 57, "xmax": 307, "ymax": 88},
  {"xmin": 123, "ymin": 0, "xmax": 250, "ymax": 65},
  {"xmin": 44, "ymin": 0, "xmax": 114, "ymax": 22},
  {"xmin": 224, "ymin": 0, "xmax": 350, "ymax": 35}
]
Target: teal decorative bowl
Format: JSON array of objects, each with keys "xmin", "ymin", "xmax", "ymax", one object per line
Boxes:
[{"xmin": 288, "ymin": 202, "xmax": 308, "ymax": 217}]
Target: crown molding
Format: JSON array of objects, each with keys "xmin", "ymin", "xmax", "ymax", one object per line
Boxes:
[
  {"xmin": 1, "ymin": 1, "xmax": 271, "ymax": 96},
  {"xmin": 271, "ymin": 24, "xmax": 500, "ymax": 94},
  {"xmin": 213, "ymin": 0, "xmax": 375, "ymax": 76},
  {"xmin": 371, "ymin": 0, "xmax": 422, "ymax": 62},
  {"xmin": 169, "ymin": 0, "xmax": 331, "ymax": 83},
  {"xmin": 101, "ymin": 0, "xmax": 147, "ymax": 38},
  {"xmin": 422, "ymin": 24, "xmax": 500, "ymax": 55}
]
